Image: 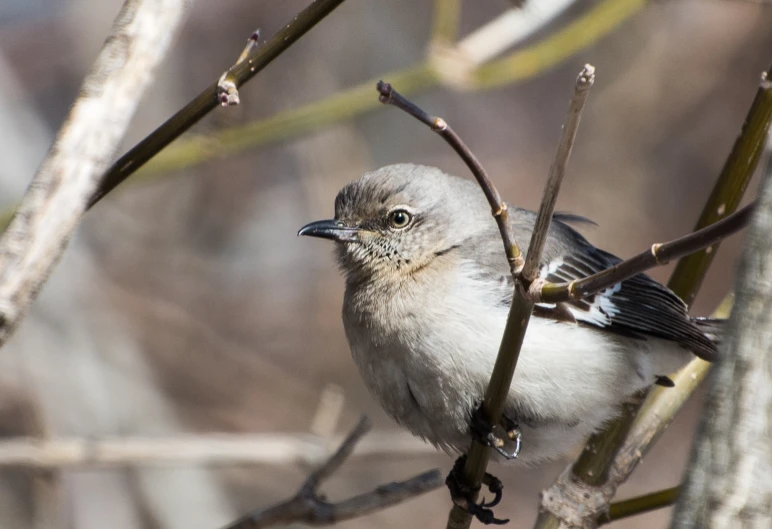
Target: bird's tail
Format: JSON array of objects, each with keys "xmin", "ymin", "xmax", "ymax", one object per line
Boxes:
[{"xmin": 692, "ymin": 317, "xmax": 725, "ymax": 346}]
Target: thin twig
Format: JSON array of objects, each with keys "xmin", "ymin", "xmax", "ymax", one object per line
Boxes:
[
  {"xmin": 87, "ymin": 0, "xmax": 349, "ymax": 208},
  {"xmin": 533, "ymin": 201, "xmax": 754, "ymax": 303},
  {"xmin": 522, "ymin": 64, "xmax": 595, "ymax": 282},
  {"xmin": 455, "ymin": 64, "xmax": 596, "ymax": 529},
  {"xmin": 377, "ymin": 81, "xmax": 524, "ymax": 275},
  {"xmin": 0, "ymin": 430, "xmax": 436, "ymax": 468},
  {"xmin": 0, "ymin": 0, "xmax": 191, "ymax": 347},
  {"xmin": 222, "ymin": 417, "xmax": 443, "ymax": 529}
]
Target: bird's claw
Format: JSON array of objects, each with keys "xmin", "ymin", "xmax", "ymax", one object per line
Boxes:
[
  {"xmin": 446, "ymin": 456, "xmax": 509, "ymax": 525},
  {"xmin": 479, "ymin": 473, "xmax": 504, "ymax": 508},
  {"xmin": 470, "ymin": 404, "xmax": 523, "ymax": 461}
]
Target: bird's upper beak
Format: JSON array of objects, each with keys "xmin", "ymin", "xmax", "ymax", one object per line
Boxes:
[{"xmin": 297, "ymin": 219, "xmax": 360, "ymax": 242}]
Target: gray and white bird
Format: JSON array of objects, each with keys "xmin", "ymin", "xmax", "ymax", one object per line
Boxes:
[{"xmin": 299, "ymin": 163, "xmax": 719, "ymax": 467}]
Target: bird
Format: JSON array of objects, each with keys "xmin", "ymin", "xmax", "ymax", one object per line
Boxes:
[{"xmin": 298, "ymin": 163, "xmax": 720, "ymax": 469}]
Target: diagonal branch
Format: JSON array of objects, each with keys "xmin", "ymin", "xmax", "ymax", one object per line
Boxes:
[
  {"xmin": 221, "ymin": 417, "xmax": 443, "ymax": 529},
  {"xmin": 87, "ymin": 0, "xmax": 349, "ymax": 209},
  {"xmin": 0, "ymin": 0, "xmax": 191, "ymax": 347},
  {"xmin": 533, "ymin": 201, "xmax": 754, "ymax": 303}
]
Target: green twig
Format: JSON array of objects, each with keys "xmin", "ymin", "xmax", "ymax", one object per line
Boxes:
[
  {"xmin": 430, "ymin": 0, "xmax": 462, "ymax": 44},
  {"xmin": 599, "ymin": 486, "xmax": 680, "ymax": 526},
  {"xmin": 471, "ymin": 0, "xmax": 643, "ymax": 89},
  {"xmin": 668, "ymin": 68, "xmax": 772, "ymax": 306}
]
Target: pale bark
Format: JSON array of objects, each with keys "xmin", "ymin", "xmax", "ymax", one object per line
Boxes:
[{"xmin": 671, "ymin": 173, "xmax": 772, "ymax": 527}]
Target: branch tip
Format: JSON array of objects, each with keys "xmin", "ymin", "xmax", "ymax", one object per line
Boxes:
[
  {"xmin": 577, "ymin": 63, "xmax": 596, "ymax": 89},
  {"xmin": 761, "ymin": 70, "xmax": 772, "ymax": 91}
]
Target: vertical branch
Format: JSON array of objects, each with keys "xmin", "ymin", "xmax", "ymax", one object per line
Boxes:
[
  {"xmin": 522, "ymin": 64, "xmax": 595, "ymax": 282},
  {"xmin": 0, "ymin": 0, "xmax": 191, "ymax": 347},
  {"xmin": 449, "ymin": 65, "xmax": 595, "ymax": 529}
]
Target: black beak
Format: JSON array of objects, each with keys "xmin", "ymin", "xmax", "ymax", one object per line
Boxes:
[{"xmin": 298, "ymin": 219, "xmax": 360, "ymax": 242}]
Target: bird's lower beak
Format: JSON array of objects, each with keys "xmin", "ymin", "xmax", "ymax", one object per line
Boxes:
[{"xmin": 297, "ymin": 219, "xmax": 360, "ymax": 242}]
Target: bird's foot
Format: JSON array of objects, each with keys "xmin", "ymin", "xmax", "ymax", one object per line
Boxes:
[
  {"xmin": 446, "ymin": 455, "xmax": 509, "ymax": 525},
  {"xmin": 470, "ymin": 404, "xmax": 522, "ymax": 460}
]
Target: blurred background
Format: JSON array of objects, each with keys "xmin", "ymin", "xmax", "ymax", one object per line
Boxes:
[{"xmin": 0, "ymin": 0, "xmax": 769, "ymax": 527}]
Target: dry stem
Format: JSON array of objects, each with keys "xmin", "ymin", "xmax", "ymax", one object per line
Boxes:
[
  {"xmin": 534, "ymin": 202, "xmax": 754, "ymax": 303},
  {"xmin": 376, "ymin": 81, "xmax": 524, "ymax": 275},
  {"xmin": 0, "ymin": 431, "xmax": 435, "ymax": 468},
  {"xmin": 521, "ymin": 64, "xmax": 595, "ymax": 283},
  {"xmin": 222, "ymin": 418, "xmax": 443, "ymax": 529}
]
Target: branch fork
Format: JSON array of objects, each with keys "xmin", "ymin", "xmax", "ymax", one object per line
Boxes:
[
  {"xmin": 376, "ymin": 62, "xmax": 755, "ymax": 528},
  {"xmin": 224, "ymin": 417, "xmax": 443, "ymax": 529}
]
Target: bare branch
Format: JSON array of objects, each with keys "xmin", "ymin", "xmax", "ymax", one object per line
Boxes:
[
  {"xmin": 222, "ymin": 418, "xmax": 443, "ymax": 529},
  {"xmin": 522, "ymin": 64, "xmax": 595, "ymax": 282},
  {"xmin": 534, "ymin": 202, "xmax": 754, "ymax": 303},
  {"xmin": 0, "ymin": 0, "xmax": 190, "ymax": 347},
  {"xmin": 88, "ymin": 0, "xmax": 349, "ymax": 208},
  {"xmin": 376, "ymin": 81, "xmax": 524, "ymax": 275},
  {"xmin": 0, "ymin": 430, "xmax": 436, "ymax": 469}
]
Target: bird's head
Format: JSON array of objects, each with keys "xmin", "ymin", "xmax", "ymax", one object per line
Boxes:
[{"xmin": 299, "ymin": 164, "xmax": 489, "ymax": 282}]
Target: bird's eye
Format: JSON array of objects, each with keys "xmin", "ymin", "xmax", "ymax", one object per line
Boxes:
[{"xmin": 388, "ymin": 209, "xmax": 412, "ymax": 229}]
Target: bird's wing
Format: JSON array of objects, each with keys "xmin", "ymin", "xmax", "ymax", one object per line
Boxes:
[{"xmin": 472, "ymin": 209, "xmax": 717, "ymax": 361}]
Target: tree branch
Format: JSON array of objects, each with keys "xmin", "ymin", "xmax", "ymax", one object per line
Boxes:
[
  {"xmin": 533, "ymin": 201, "xmax": 754, "ymax": 303},
  {"xmin": 671, "ymin": 80, "xmax": 772, "ymax": 529},
  {"xmin": 522, "ymin": 64, "xmax": 595, "ymax": 283},
  {"xmin": 87, "ymin": 0, "xmax": 349, "ymax": 209},
  {"xmin": 0, "ymin": 0, "xmax": 191, "ymax": 347},
  {"xmin": 599, "ymin": 486, "xmax": 679, "ymax": 526},
  {"xmin": 221, "ymin": 417, "xmax": 443, "ymax": 529},
  {"xmin": 0, "ymin": 431, "xmax": 436, "ymax": 468},
  {"xmin": 376, "ymin": 81, "xmax": 524, "ymax": 275}
]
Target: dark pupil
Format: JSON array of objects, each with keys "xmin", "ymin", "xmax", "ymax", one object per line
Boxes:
[{"xmin": 392, "ymin": 212, "xmax": 408, "ymax": 226}]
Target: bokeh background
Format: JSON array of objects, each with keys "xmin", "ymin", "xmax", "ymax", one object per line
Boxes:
[{"xmin": 0, "ymin": 0, "xmax": 769, "ymax": 527}]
